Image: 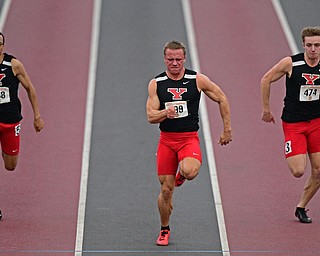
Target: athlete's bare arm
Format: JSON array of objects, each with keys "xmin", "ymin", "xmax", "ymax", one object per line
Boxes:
[
  {"xmin": 12, "ymin": 58, "xmax": 44, "ymax": 132},
  {"xmin": 197, "ymin": 73, "xmax": 232, "ymax": 145},
  {"xmin": 260, "ymin": 57, "xmax": 292, "ymax": 123},
  {"xmin": 146, "ymin": 79, "xmax": 177, "ymax": 123}
]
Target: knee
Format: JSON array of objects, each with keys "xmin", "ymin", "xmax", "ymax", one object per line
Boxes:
[
  {"xmin": 2, "ymin": 153, "xmax": 17, "ymax": 171},
  {"xmin": 160, "ymin": 183, "xmax": 174, "ymax": 202},
  {"xmin": 289, "ymin": 164, "xmax": 306, "ymax": 178},
  {"xmin": 184, "ymin": 167, "xmax": 199, "ymax": 181},
  {"xmin": 161, "ymin": 188, "xmax": 173, "ymax": 202},
  {"xmin": 4, "ymin": 160, "xmax": 17, "ymax": 171},
  {"xmin": 4, "ymin": 164, "xmax": 16, "ymax": 171},
  {"xmin": 291, "ymin": 168, "xmax": 305, "ymax": 178},
  {"xmin": 180, "ymin": 158, "xmax": 201, "ymax": 181},
  {"xmin": 287, "ymin": 155, "xmax": 307, "ymax": 178}
]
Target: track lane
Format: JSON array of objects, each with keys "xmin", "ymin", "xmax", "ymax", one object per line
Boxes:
[
  {"xmin": 1, "ymin": 0, "xmax": 93, "ymax": 254},
  {"xmin": 82, "ymin": 0, "xmax": 222, "ymax": 255},
  {"xmin": 191, "ymin": 0, "xmax": 320, "ymax": 255}
]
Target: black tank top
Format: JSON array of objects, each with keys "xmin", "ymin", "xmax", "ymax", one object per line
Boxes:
[
  {"xmin": 156, "ymin": 69, "xmax": 201, "ymax": 132},
  {"xmin": 281, "ymin": 53, "xmax": 320, "ymax": 123},
  {"xmin": 0, "ymin": 53, "xmax": 22, "ymax": 123}
]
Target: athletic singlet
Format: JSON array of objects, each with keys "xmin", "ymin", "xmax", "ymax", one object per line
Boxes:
[
  {"xmin": 281, "ymin": 53, "xmax": 320, "ymax": 123},
  {"xmin": 0, "ymin": 53, "xmax": 22, "ymax": 124},
  {"xmin": 155, "ymin": 69, "xmax": 201, "ymax": 132}
]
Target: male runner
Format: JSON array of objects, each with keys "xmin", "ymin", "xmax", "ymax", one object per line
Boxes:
[
  {"xmin": 146, "ymin": 40, "xmax": 232, "ymax": 245},
  {"xmin": 261, "ymin": 26, "xmax": 320, "ymax": 223},
  {"xmin": 0, "ymin": 32, "xmax": 44, "ymax": 218}
]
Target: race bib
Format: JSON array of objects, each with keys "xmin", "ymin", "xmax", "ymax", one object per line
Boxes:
[
  {"xmin": 299, "ymin": 85, "xmax": 320, "ymax": 101},
  {"xmin": 0, "ymin": 87, "xmax": 10, "ymax": 104},
  {"xmin": 165, "ymin": 100, "xmax": 188, "ymax": 118}
]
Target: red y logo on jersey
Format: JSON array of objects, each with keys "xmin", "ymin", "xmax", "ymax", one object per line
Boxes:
[
  {"xmin": 0, "ymin": 74, "xmax": 5, "ymax": 81},
  {"xmin": 167, "ymin": 88, "xmax": 187, "ymax": 100},
  {"xmin": 302, "ymin": 73, "xmax": 320, "ymax": 85}
]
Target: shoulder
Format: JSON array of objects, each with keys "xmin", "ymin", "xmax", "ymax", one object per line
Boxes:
[
  {"xmin": 11, "ymin": 58, "xmax": 22, "ymax": 65},
  {"xmin": 148, "ymin": 78, "xmax": 156, "ymax": 86},
  {"xmin": 261, "ymin": 56, "xmax": 293, "ymax": 80},
  {"xmin": 11, "ymin": 58, "xmax": 23, "ymax": 70},
  {"xmin": 272, "ymin": 56, "xmax": 292, "ymax": 74},
  {"xmin": 10, "ymin": 57, "xmax": 26, "ymax": 77},
  {"xmin": 278, "ymin": 56, "xmax": 292, "ymax": 65},
  {"xmin": 148, "ymin": 78, "xmax": 157, "ymax": 92},
  {"xmin": 195, "ymin": 72, "xmax": 220, "ymax": 92},
  {"xmin": 196, "ymin": 73, "xmax": 210, "ymax": 87}
]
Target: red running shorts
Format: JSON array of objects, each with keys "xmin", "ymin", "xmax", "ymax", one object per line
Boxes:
[
  {"xmin": 282, "ymin": 118, "xmax": 320, "ymax": 158},
  {"xmin": 0, "ymin": 122, "xmax": 21, "ymax": 156},
  {"xmin": 156, "ymin": 131, "xmax": 202, "ymax": 176}
]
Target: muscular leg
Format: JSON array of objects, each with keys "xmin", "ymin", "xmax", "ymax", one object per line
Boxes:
[
  {"xmin": 286, "ymin": 154, "xmax": 307, "ymax": 178},
  {"xmin": 297, "ymin": 152, "xmax": 320, "ymax": 208},
  {"xmin": 179, "ymin": 157, "xmax": 201, "ymax": 181},
  {"xmin": 158, "ymin": 175, "xmax": 175, "ymax": 227},
  {"xmin": 2, "ymin": 152, "xmax": 18, "ymax": 171}
]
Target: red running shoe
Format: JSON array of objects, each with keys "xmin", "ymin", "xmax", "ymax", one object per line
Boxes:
[
  {"xmin": 156, "ymin": 229, "xmax": 170, "ymax": 246},
  {"xmin": 175, "ymin": 172, "xmax": 186, "ymax": 187}
]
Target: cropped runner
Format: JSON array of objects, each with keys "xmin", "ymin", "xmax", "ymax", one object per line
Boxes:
[
  {"xmin": 0, "ymin": 32, "xmax": 44, "ymax": 218},
  {"xmin": 261, "ymin": 26, "xmax": 320, "ymax": 224}
]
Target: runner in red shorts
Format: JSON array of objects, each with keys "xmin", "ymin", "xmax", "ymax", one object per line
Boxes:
[
  {"xmin": 0, "ymin": 32, "xmax": 44, "ymax": 171},
  {"xmin": 0, "ymin": 32, "xmax": 44, "ymax": 218},
  {"xmin": 146, "ymin": 41, "xmax": 232, "ymax": 246},
  {"xmin": 261, "ymin": 26, "xmax": 320, "ymax": 223}
]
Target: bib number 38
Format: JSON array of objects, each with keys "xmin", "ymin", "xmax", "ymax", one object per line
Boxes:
[{"xmin": 165, "ymin": 101, "xmax": 188, "ymax": 118}]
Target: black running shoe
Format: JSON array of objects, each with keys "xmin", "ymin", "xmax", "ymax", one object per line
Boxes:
[
  {"xmin": 295, "ymin": 207, "xmax": 312, "ymax": 223},
  {"xmin": 0, "ymin": 210, "xmax": 2, "ymax": 220}
]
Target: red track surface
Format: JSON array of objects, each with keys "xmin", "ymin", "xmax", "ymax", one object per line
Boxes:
[
  {"xmin": 191, "ymin": 1, "xmax": 320, "ymax": 255},
  {"xmin": 1, "ymin": 0, "xmax": 92, "ymax": 254}
]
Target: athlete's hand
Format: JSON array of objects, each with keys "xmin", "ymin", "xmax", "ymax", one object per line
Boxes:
[
  {"xmin": 262, "ymin": 111, "xmax": 276, "ymax": 124},
  {"xmin": 165, "ymin": 105, "xmax": 178, "ymax": 119},
  {"xmin": 218, "ymin": 130, "xmax": 232, "ymax": 146},
  {"xmin": 34, "ymin": 117, "xmax": 44, "ymax": 132}
]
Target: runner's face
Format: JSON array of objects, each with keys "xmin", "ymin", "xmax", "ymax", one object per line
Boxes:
[
  {"xmin": 303, "ymin": 36, "xmax": 320, "ymax": 60},
  {"xmin": 164, "ymin": 49, "xmax": 185, "ymax": 75}
]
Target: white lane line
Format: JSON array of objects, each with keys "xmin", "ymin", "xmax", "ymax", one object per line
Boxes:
[
  {"xmin": 271, "ymin": 0, "xmax": 299, "ymax": 54},
  {"xmin": 74, "ymin": 0, "xmax": 101, "ymax": 255},
  {"xmin": 0, "ymin": 0, "xmax": 11, "ymax": 31},
  {"xmin": 181, "ymin": 1, "xmax": 230, "ymax": 255}
]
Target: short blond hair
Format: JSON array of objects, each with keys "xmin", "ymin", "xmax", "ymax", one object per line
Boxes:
[{"xmin": 163, "ymin": 41, "xmax": 186, "ymax": 56}]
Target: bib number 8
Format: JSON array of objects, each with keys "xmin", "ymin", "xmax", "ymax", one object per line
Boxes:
[{"xmin": 0, "ymin": 87, "xmax": 10, "ymax": 104}]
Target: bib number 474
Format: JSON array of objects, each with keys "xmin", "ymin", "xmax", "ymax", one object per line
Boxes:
[{"xmin": 300, "ymin": 85, "xmax": 319, "ymax": 101}]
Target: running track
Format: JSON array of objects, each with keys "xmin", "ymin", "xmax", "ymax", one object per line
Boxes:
[
  {"xmin": 192, "ymin": 1, "xmax": 320, "ymax": 255},
  {"xmin": 0, "ymin": 0, "xmax": 92, "ymax": 255},
  {"xmin": 0, "ymin": 1, "xmax": 319, "ymax": 255}
]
